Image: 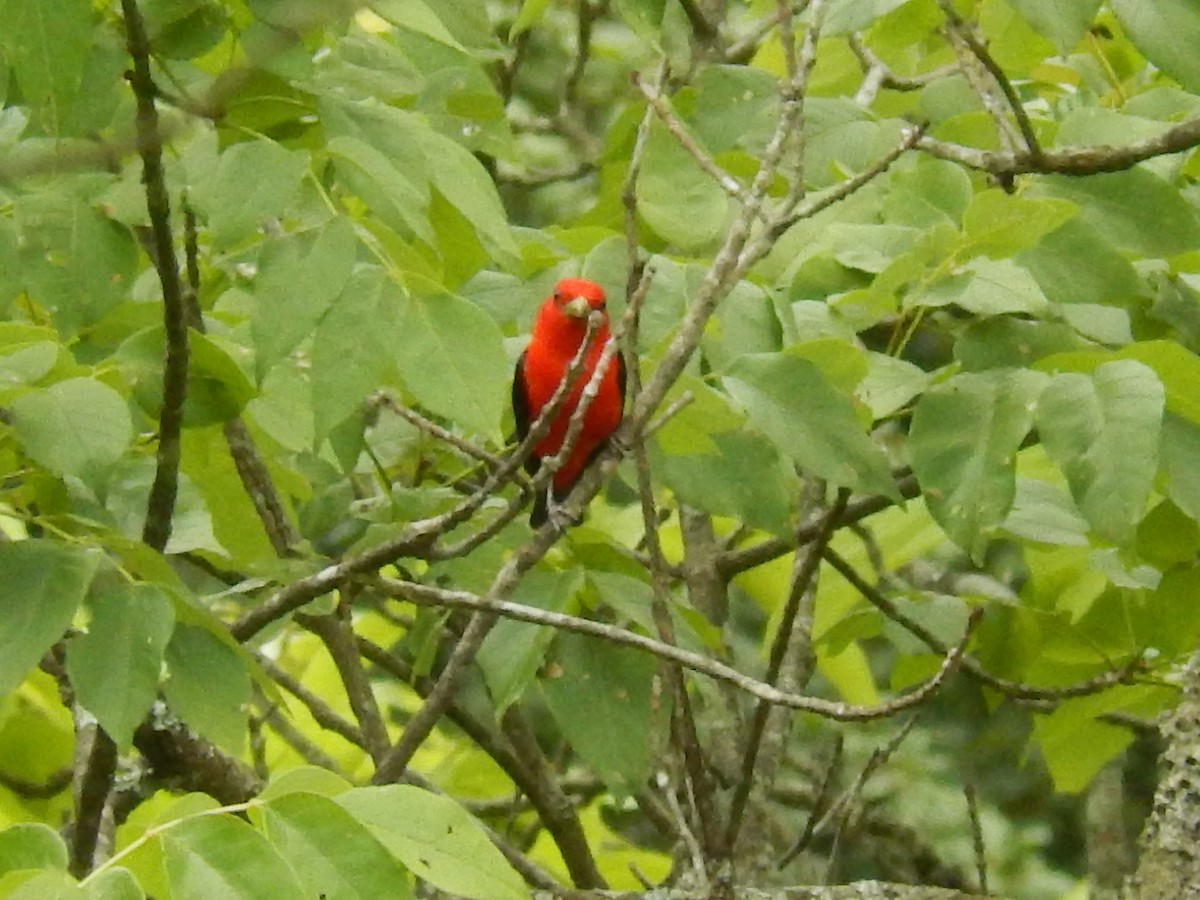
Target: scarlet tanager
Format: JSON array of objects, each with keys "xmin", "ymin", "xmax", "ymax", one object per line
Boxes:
[{"xmin": 512, "ymin": 277, "xmax": 625, "ymax": 526}]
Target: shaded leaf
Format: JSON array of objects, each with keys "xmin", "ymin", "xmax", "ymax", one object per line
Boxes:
[
  {"xmin": 478, "ymin": 570, "xmax": 580, "ymax": 714},
  {"xmin": 68, "ymin": 584, "xmax": 176, "ymax": 749},
  {"xmin": 0, "ymin": 0, "xmax": 93, "ymax": 135},
  {"xmin": 163, "ymin": 623, "xmax": 250, "ymax": 752},
  {"xmin": 251, "ymin": 219, "xmax": 359, "ymax": 380},
  {"xmin": 540, "ymin": 631, "xmax": 665, "ymax": 794},
  {"xmin": 724, "ymin": 353, "xmax": 899, "ymax": 500},
  {"xmin": 393, "ymin": 283, "xmax": 509, "ymax": 440},
  {"xmin": 637, "ymin": 120, "xmax": 729, "ymax": 251},
  {"xmin": 190, "ymin": 139, "xmax": 307, "ymax": 247},
  {"xmin": 1111, "ymin": 0, "xmax": 1200, "ymax": 92},
  {"xmin": 1035, "ymin": 360, "xmax": 1163, "ymax": 544},
  {"xmin": 0, "ymin": 542, "xmax": 100, "ymax": 697},
  {"xmin": 909, "ymin": 369, "xmax": 1047, "ymax": 559}
]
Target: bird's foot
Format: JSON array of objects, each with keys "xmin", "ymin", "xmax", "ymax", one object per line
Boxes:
[{"xmin": 547, "ymin": 499, "xmax": 584, "ymax": 531}]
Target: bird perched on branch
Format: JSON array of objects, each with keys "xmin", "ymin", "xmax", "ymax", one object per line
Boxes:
[{"xmin": 512, "ymin": 277, "xmax": 625, "ymax": 526}]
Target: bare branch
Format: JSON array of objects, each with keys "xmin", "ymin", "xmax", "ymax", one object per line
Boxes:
[
  {"xmin": 916, "ymin": 115, "xmax": 1200, "ymax": 176},
  {"xmin": 635, "ymin": 74, "xmax": 748, "ymax": 202},
  {"xmin": 122, "ymin": 0, "xmax": 188, "ymax": 553},
  {"xmin": 370, "ymin": 391, "xmax": 506, "ymax": 473},
  {"xmin": 373, "ymin": 575, "xmax": 976, "ymax": 720},
  {"xmin": 296, "ymin": 607, "xmax": 391, "ymax": 765}
]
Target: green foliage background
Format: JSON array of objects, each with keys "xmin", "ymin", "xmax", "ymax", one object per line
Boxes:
[{"xmin": 1, "ymin": 0, "xmax": 1199, "ymax": 897}]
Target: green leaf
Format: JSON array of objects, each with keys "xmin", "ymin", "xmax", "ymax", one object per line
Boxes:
[
  {"xmin": 393, "ymin": 283, "xmax": 509, "ymax": 440},
  {"xmin": 1030, "ymin": 690, "xmax": 1160, "ymax": 792},
  {"xmin": 161, "ymin": 814, "xmax": 305, "ymax": 900},
  {"xmin": 477, "ymin": 570, "xmax": 579, "ymax": 714},
  {"xmin": 1039, "ymin": 169, "xmax": 1200, "ymax": 258},
  {"xmin": 916, "ymin": 259, "xmax": 1049, "ymax": 316},
  {"xmin": 540, "ymin": 631, "xmax": 665, "ymax": 794},
  {"xmin": 0, "ymin": 0, "xmax": 94, "ymax": 135},
  {"xmin": 724, "ymin": 353, "xmax": 899, "ymax": 500},
  {"xmin": 858, "ymin": 352, "xmax": 933, "ymax": 419},
  {"xmin": 337, "ymin": 785, "xmax": 528, "ymax": 900},
  {"xmin": 1037, "ymin": 341, "xmax": 1200, "ymax": 427},
  {"xmin": 0, "ymin": 542, "xmax": 101, "ymax": 697},
  {"xmin": 326, "ymin": 136, "xmax": 434, "ymax": 244},
  {"xmin": 0, "ymin": 823, "xmax": 68, "ymax": 877},
  {"xmin": 1111, "ymin": 0, "xmax": 1200, "ymax": 92},
  {"xmin": 67, "ymin": 584, "xmax": 176, "ymax": 749},
  {"xmin": 162, "ymin": 623, "xmax": 250, "ymax": 753},
  {"xmin": 311, "ymin": 268, "xmax": 395, "ymax": 442},
  {"xmin": 823, "ymin": 0, "xmax": 913, "ymax": 34},
  {"xmin": 259, "ymin": 766, "xmax": 354, "ymax": 802},
  {"xmin": 251, "ymin": 219, "xmax": 359, "ymax": 380},
  {"xmin": 259, "ymin": 793, "xmax": 411, "ymax": 899},
  {"xmin": 884, "ymin": 157, "xmax": 973, "ymax": 228},
  {"xmin": 14, "ymin": 190, "xmax": 138, "ymax": 336},
  {"xmin": 76, "ymin": 867, "xmax": 145, "ymax": 900},
  {"xmin": 1139, "ymin": 568, "xmax": 1200, "ymax": 662},
  {"xmin": 509, "ymin": 0, "xmax": 552, "ymax": 37},
  {"xmin": 636, "ymin": 120, "xmax": 730, "ymax": 251},
  {"xmin": 1035, "ymin": 360, "xmax": 1163, "ymax": 545},
  {"xmin": 959, "ymin": 191, "xmax": 1077, "ymax": 259},
  {"xmin": 10, "ymin": 378, "xmax": 132, "ymax": 482},
  {"xmin": 909, "ymin": 369, "xmax": 1047, "ymax": 559},
  {"xmin": 1002, "ymin": 477, "xmax": 1089, "ymax": 546},
  {"xmin": 322, "ymin": 99, "xmax": 517, "ymax": 268},
  {"xmin": 1017, "ymin": 217, "xmax": 1140, "ymax": 307},
  {"xmin": 0, "ymin": 341, "xmax": 58, "ymax": 389},
  {"xmin": 1006, "ymin": 0, "xmax": 1101, "ymax": 53},
  {"xmin": 653, "ymin": 428, "xmax": 796, "ymax": 534},
  {"xmin": 190, "ymin": 139, "xmax": 308, "ymax": 247},
  {"xmin": 1162, "ymin": 414, "xmax": 1200, "ymax": 523}
]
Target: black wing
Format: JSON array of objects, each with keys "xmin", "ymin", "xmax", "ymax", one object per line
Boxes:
[{"xmin": 511, "ymin": 350, "xmax": 540, "ymax": 478}]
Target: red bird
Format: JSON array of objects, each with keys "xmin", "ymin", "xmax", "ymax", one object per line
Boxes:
[{"xmin": 512, "ymin": 277, "xmax": 625, "ymax": 526}]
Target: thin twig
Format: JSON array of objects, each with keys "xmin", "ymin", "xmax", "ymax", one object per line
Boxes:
[
  {"xmin": 296, "ymin": 607, "xmax": 391, "ymax": 765},
  {"xmin": 822, "ymin": 546, "xmax": 1143, "ymax": 700},
  {"xmin": 935, "ymin": 0, "xmax": 1041, "ymax": 158},
  {"xmin": 0, "ymin": 766, "xmax": 72, "ymax": 799},
  {"xmin": 821, "ymin": 714, "xmax": 921, "ymax": 883},
  {"xmin": 965, "ymin": 783, "xmax": 989, "ymax": 896},
  {"xmin": 371, "ymin": 391, "xmax": 506, "ymax": 472},
  {"xmin": 778, "ymin": 734, "xmax": 844, "ymax": 868},
  {"xmin": 725, "ymin": 487, "xmax": 849, "ymax": 852},
  {"xmin": 256, "ymin": 654, "xmax": 367, "ymax": 751},
  {"xmin": 635, "ymin": 74, "xmax": 748, "ymax": 202}
]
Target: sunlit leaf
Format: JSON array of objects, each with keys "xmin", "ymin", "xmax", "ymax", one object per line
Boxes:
[
  {"xmin": 259, "ymin": 793, "xmax": 411, "ymax": 899},
  {"xmin": 161, "ymin": 814, "xmax": 305, "ymax": 900},
  {"xmin": 337, "ymin": 785, "xmax": 528, "ymax": 900}
]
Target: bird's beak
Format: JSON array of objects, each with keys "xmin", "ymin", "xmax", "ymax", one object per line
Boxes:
[{"xmin": 562, "ymin": 296, "xmax": 591, "ymax": 318}]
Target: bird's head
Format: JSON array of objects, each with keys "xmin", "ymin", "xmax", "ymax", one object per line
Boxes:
[{"xmin": 551, "ymin": 278, "xmax": 607, "ymax": 319}]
